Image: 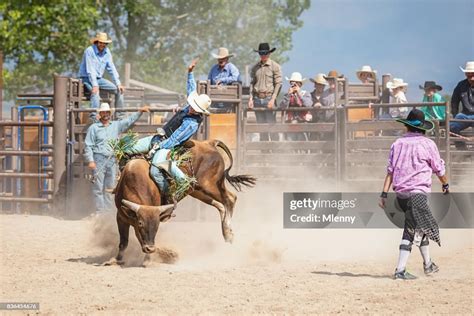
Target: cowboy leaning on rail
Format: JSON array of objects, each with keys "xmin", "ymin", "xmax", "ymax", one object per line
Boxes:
[
  {"xmin": 378, "ymin": 109, "xmax": 449, "ymax": 280},
  {"xmin": 126, "ymin": 60, "xmax": 211, "ymax": 194},
  {"xmin": 84, "ymin": 103, "xmax": 150, "ymax": 213}
]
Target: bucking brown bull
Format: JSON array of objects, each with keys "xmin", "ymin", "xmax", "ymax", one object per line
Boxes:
[{"xmin": 107, "ymin": 139, "xmax": 256, "ymax": 266}]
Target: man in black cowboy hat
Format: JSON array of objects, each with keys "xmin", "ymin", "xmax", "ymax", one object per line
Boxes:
[
  {"xmin": 420, "ymin": 81, "xmax": 446, "ymax": 121},
  {"xmin": 248, "ymin": 43, "xmax": 282, "ymax": 142},
  {"xmin": 379, "ymin": 109, "xmax": 449, "ymax": 280}
]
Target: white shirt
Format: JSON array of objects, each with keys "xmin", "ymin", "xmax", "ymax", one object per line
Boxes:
[{"xmin": 390, "ymin": 90, "xmax": 409, "ymax": 118}]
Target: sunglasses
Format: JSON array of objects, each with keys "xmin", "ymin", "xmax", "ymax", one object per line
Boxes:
[{"xmin": 258, "ymin": 52, "xmax": 270, "ymax": 56}]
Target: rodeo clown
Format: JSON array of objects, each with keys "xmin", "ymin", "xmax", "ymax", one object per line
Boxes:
[
  {"xmin": 127, "ymin": 59, "xmax": 211, "ymax": 194},
  {"xmin": 378, "ymin": 109, "xmax": 449, "ymax": 280}
]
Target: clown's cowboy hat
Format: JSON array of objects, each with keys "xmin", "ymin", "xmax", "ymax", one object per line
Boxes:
[
  {"xmin": 310, "ymin": 73, "xmax": 328, "ymax": 85},
  {"xmin": 212, "ymin": 47, "xmax": 234, "ymax": 59},
  {"xmin": 396, "ymin": 108, "xmax": 434, "ymax": 132},
  {"xmin": 285, "ymin": 72, "xmax": 306, "ymax": 82},
  {"xmin": 254, "ymin": 43, "xmax": 276, "ymax": 54},
  {"xmin": 459, "ymin": 61, "xmax": 474, "ymax": 72},
  {"xmin": 187, "ymin": 91, "xmax": 211, "ymax": 115},
  {"xmin": 90, "ymin": 32, "xmax": 112, "ymax": 44},
  {"xmin": 356, "ymin": 65, "xmax": 377, "ymax": 81},
  {"xmin": 386, "ymin": 78, "xmax": 408, "ymax": 89},
  {"xmin": 96, "ymin": 103, "xmax": 114, "ymax": 113}
]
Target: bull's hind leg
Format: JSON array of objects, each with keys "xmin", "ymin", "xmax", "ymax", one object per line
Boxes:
[{"xmin": 190, "ymin": 189, "xmax": 234, "ymax": 243}]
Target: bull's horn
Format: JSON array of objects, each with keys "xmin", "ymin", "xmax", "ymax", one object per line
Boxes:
[
  {"xmin": 121, "ymin": 199, "xmax": 141, "ymax": 212},
  {"xmin": 152, "ymin": 203, "xmax": 175, "ymax": 214}
]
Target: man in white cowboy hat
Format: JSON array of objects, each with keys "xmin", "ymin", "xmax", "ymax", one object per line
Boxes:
[
  {"xmin": 125, "ymin": 60, "xmax": 211, "ymax": 194},
  {"xmin": 84, "ymin": 102, "xmax": 150, "ymax": 213},
  {"xmin": 248, "ymin": 42, "xmax": 282, "ymax": 142},
  {"xmin": 386, "ymin": 77, "xmax": 409, "ymax": 118},
  {"xmin": 450, "ymin": 61, "xmax": 474, "ymax": 149},
  {"xmin": 356, "ymin": 65, "xmax": 377, "ymax": 84},
  {"xmin": 279, "ymin": 72, "xmax": 312, "ymax": 141},
  {"xmin": 208, "ymin": 47, "xmax": 240, "ymax": 85},
  {"xmin": 79, "ymin": 32, "xmax": 125, "ymax": 120},
  {"xmin": 208, "ymin": 47, "xmax": 240, "ymax": 112}
]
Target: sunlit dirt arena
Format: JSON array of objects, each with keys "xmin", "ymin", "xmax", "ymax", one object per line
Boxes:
[{"xmin": 1, "ymin": 184, "xmax": 473, "ymax": 314}]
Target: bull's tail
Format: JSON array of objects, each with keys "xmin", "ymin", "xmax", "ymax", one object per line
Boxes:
[{"xmin": 215, "ymin": 140, "xmax": 257, "ymax": 192}]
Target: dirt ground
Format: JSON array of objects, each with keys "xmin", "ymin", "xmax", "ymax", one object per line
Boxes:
[{"xmin": 1, "ymin": 206, "xmax": 473, "ymax": 315}]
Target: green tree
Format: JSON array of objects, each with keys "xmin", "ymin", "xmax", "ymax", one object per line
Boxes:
[
  {"xmin": 100, "ymin": 0, "xmax": 311, "ymax": 91},
  {"xmin": 0, "ymin": 0, "xmax": 99, "ymax": 99},
  {"xmin": 1, "ymin": 0, "xmax": 310, "ymax": 98}
]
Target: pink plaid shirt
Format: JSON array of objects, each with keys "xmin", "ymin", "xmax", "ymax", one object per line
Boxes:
[{"xmin": 387, "ymin": 132, "xmax": 445, "ymax": 194}]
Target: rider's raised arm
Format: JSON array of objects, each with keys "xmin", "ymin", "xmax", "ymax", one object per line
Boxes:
[{"xmin": 187, "ymin": 72, "xmax": 197, "ymax": 96}]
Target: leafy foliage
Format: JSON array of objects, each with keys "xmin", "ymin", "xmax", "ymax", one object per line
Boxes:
[{"xmin": 1, "ymin": 0, "xmax": 310, "ymax": 99}]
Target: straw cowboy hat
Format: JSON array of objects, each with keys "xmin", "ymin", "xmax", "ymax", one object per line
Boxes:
[
  {"xmin": 212, "ymin": 47, "xmax": 234, "ymax": 59},
  {"xmin": 460, "ymin": 61, "xmax": 474, "ymax": 72},
  {"xmin": 396, "ymin": 108, "xmax": 434, "ymax": 132},
  {"xmin": 310, "ymin": 73, "xmax": 328, "ymax": 85},
  {"xmin": 386, "ymin": 78, "xmax": 408, "ymax": 89},
  {"xmin": 97, "ymin": 103, "xmax": 114, "ymax": 113},
  {"xmin": 285, "ymin": 72, "xmax": 306, "ymax": 82},
  {"xmin": 356, "ymin": 65, "xmax": 377, "ymax": 80},
  {"xmin": 90, "ymin": 32, "xmax": 112, "ymax": 44},
  {"xmin": 187, "ymin": 91, "xmax": 211, "ymax": 115},
  {"xmin": 324, "ymin": 70, "xmax": 344, "ymax": 79},
  {"xmin": 419, "ymin": 81, "xmax": 442, "ymax": 91},
  {"xmin": 254, "ymin": 43, "xmax": 276, "ymax": 54}
]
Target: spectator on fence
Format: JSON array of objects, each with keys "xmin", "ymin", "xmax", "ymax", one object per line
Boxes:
[
  {"xmin": 386, "ymin": 78, "xmax": 409, "ymax": 118},
  {"xmin": 356, "ymin": 65, "xmax": 377, "ymax": 84},
  {"xmin": 279, "ymin": 72, "xmax": 312, "ymax": 141},
  {"xmin": 321, "ymin": 70, "xmax": 344, "ymax": 121},
  {"xmin": 449, "ymin": 61, "xmax": 474, "ymax": 149},
  {"xmin": 84, "ymin": 103, "xmax": 150, "ymax": 214},
  {"xmin": 208, "ymin": 47, "xmax": 240, "ymax": 85},
  {"xmin": 419, "ymin": 81, "xmax": 446, "ymax": 121},
  {"xmin": 208, "ymin": 47, "xmax": 241, "ymax": 113},
  {"xmin": 79, "ymin": 32, "xmax": 125, "ymax": 121},
  {"xmin": 248, "ymin": 43, "xmax": 282, "ymax": 142},
  {"xmin": 310, "ymin": 73, "xmax": 329, "ymax": 106}
]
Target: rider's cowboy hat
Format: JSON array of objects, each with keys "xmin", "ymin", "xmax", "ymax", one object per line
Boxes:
[
  {"xmin": 212, "ymin": 47, "xmax": 234, "ymax": 59},
  {"xmin": 285, "ymin": 72, "xmax": 306, "ymax": 82},
  {"xmin": 90, "ymin": 32, "xmax": 112, "ymax": 44},
  {"xmin": 310, "ymin": 73, "xmax": 328, "ymax": 85},
  {"xmin": 419, "ymin": 81, "xmax": 442, "ymax": 91},
  {"xmin": 254, "ymin": 43, "xmax": 276, "ymax": 54},
  {"xmin": 386, "ymin": 78, "xmax": 408, "ymax": 89},
  {"xmin": 97, "ymin": 103, "xmax": 114, "ymax": 113},
  {"xmin": 187, "ymin": 91, "xmax": 211, "ymax": 115},
  {"xmin": 356, "ymin": 65, "xmax": 377, "ymax": 81},
  {"xmin": 460, "ymin": 61, "xmax": 474, "ymax": 72},
  {"xmin": 396, "ymin": 108, "xmax": 434, "ymax": 132}
]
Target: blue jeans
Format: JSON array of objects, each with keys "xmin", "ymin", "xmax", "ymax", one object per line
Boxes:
[
  {"xmin": 82, "ymin": 77, "xmax": 124, "ymax": 117},
  {"xmin": 254, "ymin": 96, "xmax": 278, "ymax": 141},
  {"xmin": 92, "ymin": 153, "xmax": 117, "ymax": 212},
  {"xmin": 150, "ymin": 149, "xmax": 187, "ymax": 193},
  {"xmin": 450, "ymin": 113, "xmax": 474, "ymax": 149},
  {"xmin": 450, "ymin": 113, "xmax": 474, "ymax": 134},
  {"xmin": 128, "ymin": 136, "xmax": 187, "ymax": 193}
]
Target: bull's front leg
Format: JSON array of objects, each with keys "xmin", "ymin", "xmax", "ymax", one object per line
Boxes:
[{"xmin": 104, "ymin": 217, "xmax": 130, "ymax": 266}]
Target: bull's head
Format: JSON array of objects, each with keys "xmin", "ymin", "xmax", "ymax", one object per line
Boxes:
[{"xmin": 121, "ymin": 199, "xmax": 176, "ymax": 254}]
